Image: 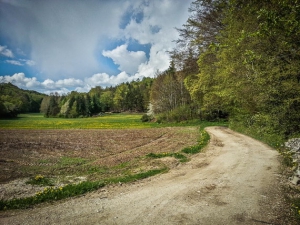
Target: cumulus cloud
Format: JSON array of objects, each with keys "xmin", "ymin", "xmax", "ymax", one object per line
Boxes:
[
  {"xmin": 0, "ymin": 73, "xmax": 40, "ymax": 88},
  {"xmin": 119, "ymin": 0, "xmax": 191, "ymax": 78},
  {"xmin": 0, "ymin": 72, "xmax": 133, "ymax": 94},
  {"xmin": 0, "ymin": 45, "xmax": 14, "ymax": 58},
  {"xmin": 136, "ymin": 46, "xmax": 170, "ymax": 78},
  {"xmin": 0, "ymin": 0, "xmax": 193, "ymax": 89},
  {"xmin": 0, "ymin": 0, "xmax": 127, "ymax": 79},
  {"xmin": 85, "ymin": 71, "xmax": 132, "ymax": 87},
  {"xmin": 102, "ymin": 45, "xmax": 147, "ymax": 74}
]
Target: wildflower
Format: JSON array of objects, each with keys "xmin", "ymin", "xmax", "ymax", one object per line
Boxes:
[{"xmin": 35, "ymin": 174, "xmax": 44, "ymax": 181}]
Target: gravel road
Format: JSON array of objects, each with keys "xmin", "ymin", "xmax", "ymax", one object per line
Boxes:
[{"xmin": 0, "ymin": 126, "xmax": 286, "ymax": 224}]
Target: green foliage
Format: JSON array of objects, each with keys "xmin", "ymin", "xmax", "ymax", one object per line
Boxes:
[
  {"xmin": 156, "ymin": 105, "xmax": 198, "ymax": 123},
  {"xmin": 291, "ymin": 198, "xmax": 300, "ymax": 221},
  {"xmin": 182, "ymin": 129, "xmax": 210, "ymax": 154},
  {"xmin": 0, "ymin": 83, "xmax": 45, "ymax": 118},
  {"xmin": 0, "ymin": 181, "xmax": 106, "ymax": 210},
  {"xmin": 39, "ymin": 78, "xmax": 153, "ymax": 118},
  {"xmin": 175, "ymin": 0, "xmax": 300, "ymax": 139},
  {"xmin": 278, "ymin": 147, "xmax": 294, "ymax": 168},
  {"xmin": 141, "ymin": 114, "xmax": 152, "ymax": 122}
]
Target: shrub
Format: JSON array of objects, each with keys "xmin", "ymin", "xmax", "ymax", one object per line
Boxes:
[{"xmin": 141, "ymin": 114, "xmax": 151, "ymax": 122}]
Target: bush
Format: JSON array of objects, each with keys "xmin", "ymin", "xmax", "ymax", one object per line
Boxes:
[{"xmin": 141, "ymin": 114, "xmax": 151, "ymax": 122}]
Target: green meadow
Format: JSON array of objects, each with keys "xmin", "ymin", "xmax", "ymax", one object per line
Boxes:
[
  {"xmin": 0, "ymin": 113, "xmax": 156, "ymax": 129},
  {"xmin": 0, "ymin": 113, "xmax": 227, "ymax": 129}
]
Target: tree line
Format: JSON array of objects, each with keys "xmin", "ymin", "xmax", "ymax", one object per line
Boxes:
[{"xmin": 40, "ymin": 77, "xmax": 153, "ymax": 118}]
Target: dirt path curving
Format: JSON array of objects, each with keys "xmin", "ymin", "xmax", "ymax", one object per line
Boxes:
[{"xmin": 0, "ymin": 127, "xmax": 287, "ymax": 224}]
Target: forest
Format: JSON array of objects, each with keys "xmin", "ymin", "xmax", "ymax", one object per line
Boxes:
[
  {"xmin": 0, "ymin": 82, "xmax": 45, "ymax": 118},
  {"xmin": 152, "ymin": 0, "xmax": 300, "ymax": 140},
  {"xmin": 1, "ymin": 0, "xmax": 299, "ymax": 140}
]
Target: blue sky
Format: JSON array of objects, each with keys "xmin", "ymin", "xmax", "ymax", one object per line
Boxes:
[{"xmin": 0, "ymin": 0, "xmax": 193, "ymax": 94}]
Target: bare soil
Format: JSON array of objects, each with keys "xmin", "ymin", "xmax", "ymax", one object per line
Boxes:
[
  {"xmin": 0, "ymin": 126, "xmax": 291, "ymax": 224},
  {"xmin": 0, "ymin": 127, "xmax": 198, "ymax": 200}
]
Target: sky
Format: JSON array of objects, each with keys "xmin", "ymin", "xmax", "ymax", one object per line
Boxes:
[{"xmin": 0, "ymin": 0, "xmax": 193, "ymax": 94}]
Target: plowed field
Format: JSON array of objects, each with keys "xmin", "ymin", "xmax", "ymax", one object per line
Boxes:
[{"xmin": 0, "ymin": 127, "xmax": 199, "ymax": 199}]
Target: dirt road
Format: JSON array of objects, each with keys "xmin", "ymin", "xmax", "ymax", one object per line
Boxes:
[{"xmin": 0, "ymin": 126, "xmax": 286, "ymax": 224}]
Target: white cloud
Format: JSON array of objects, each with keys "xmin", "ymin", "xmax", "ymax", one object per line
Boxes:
[
  {"xmin": 136, "ymin": 45, "xmax": 170, "ymax": 78},
  {"xmin": 102, "ymin": 44, "xmax": 147, "ymax": 74},
  {"xmin": 5, "ymin": 60, "xmax": 23, "ymax": 66},
  {"xmin": 119, "ymin": 0, "xmax": 191, "ymax": 78},
  {"xmin": 55, "ymin": 78, "xmax": 84, "ymax": 88},
  {"xmin": 0, "ymin": 73, "xmax": 40, "ymax": 88},
  {"xmin": 41, "ymin": 79, "xmax": 56, "ymax": 89},
  {"xmin": 0, "ymin": 45, "xmax": 14, "ymax": 58},
  {"xmin": 5, "ymin": 59, "xmax": 36, "ymax": 67},
  {"xmin": 43, "ymin": 88, "xmax": 71, "ymax": 96},
  {"xmin": 85, "ymin": 71, "xmax": 131, "ymax": 87},
  {"xmin": 0, "ymin": 0, "xmax": 127, "ymax": 79},
  {"xmin": 19, "ymin": 59, "xmax": 36, "ymax": 66},
  {"xmin": 0, "ymin": 0, "xmax": 193, "ymax": 88},
  {"xmin": 0, "ymin": 72, "xmax": 133, "ymax": 94}
]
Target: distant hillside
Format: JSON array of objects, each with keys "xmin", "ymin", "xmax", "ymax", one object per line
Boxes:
[{"xmin": 0, "ymin": 83, "xmax": 46, "ymax": 118}]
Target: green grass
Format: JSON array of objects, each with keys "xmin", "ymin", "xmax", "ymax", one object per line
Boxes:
[
  {"xmin": 146, "ymin": 123, "xmax": 218, "ymax": 162},
  {"xmin": 58, "ymin": 157, "xmax": 88, "ymax": 167},
  {"xmin": 0, "ymin": 113, "xmax": 158, "ymax": 129},
  {"xmin": 181, "ymin": 129, "xmax": 210, "ymax": 154},
  {"xmin": 0, "ymin": 113, "xmax": 228, "ymax": 129},
  {"xmin": 0, "ymin": 168, "xmax": 167, "ymax": 210}
]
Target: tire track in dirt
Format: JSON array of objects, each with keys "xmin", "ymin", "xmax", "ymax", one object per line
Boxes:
[{"xmin": 0, "ymin": 126, "xmax": 286, "ymax": 224}]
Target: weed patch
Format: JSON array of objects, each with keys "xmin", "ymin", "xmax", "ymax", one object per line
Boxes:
[
  {"xmin": 182, "ymin": 129, "xmax": 210, "ymax": 154},
  {"xmin": 0, "ymin": 168, "xmax": 167, "ymax": 210},
  {"xmin": 26, "ymin": 175, "xmax": 54, "ymax": 186}
]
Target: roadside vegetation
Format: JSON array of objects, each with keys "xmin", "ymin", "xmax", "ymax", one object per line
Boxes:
[{"xmin": 0, "ymin": 168, "xmax": 167, "ymax": 210}]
